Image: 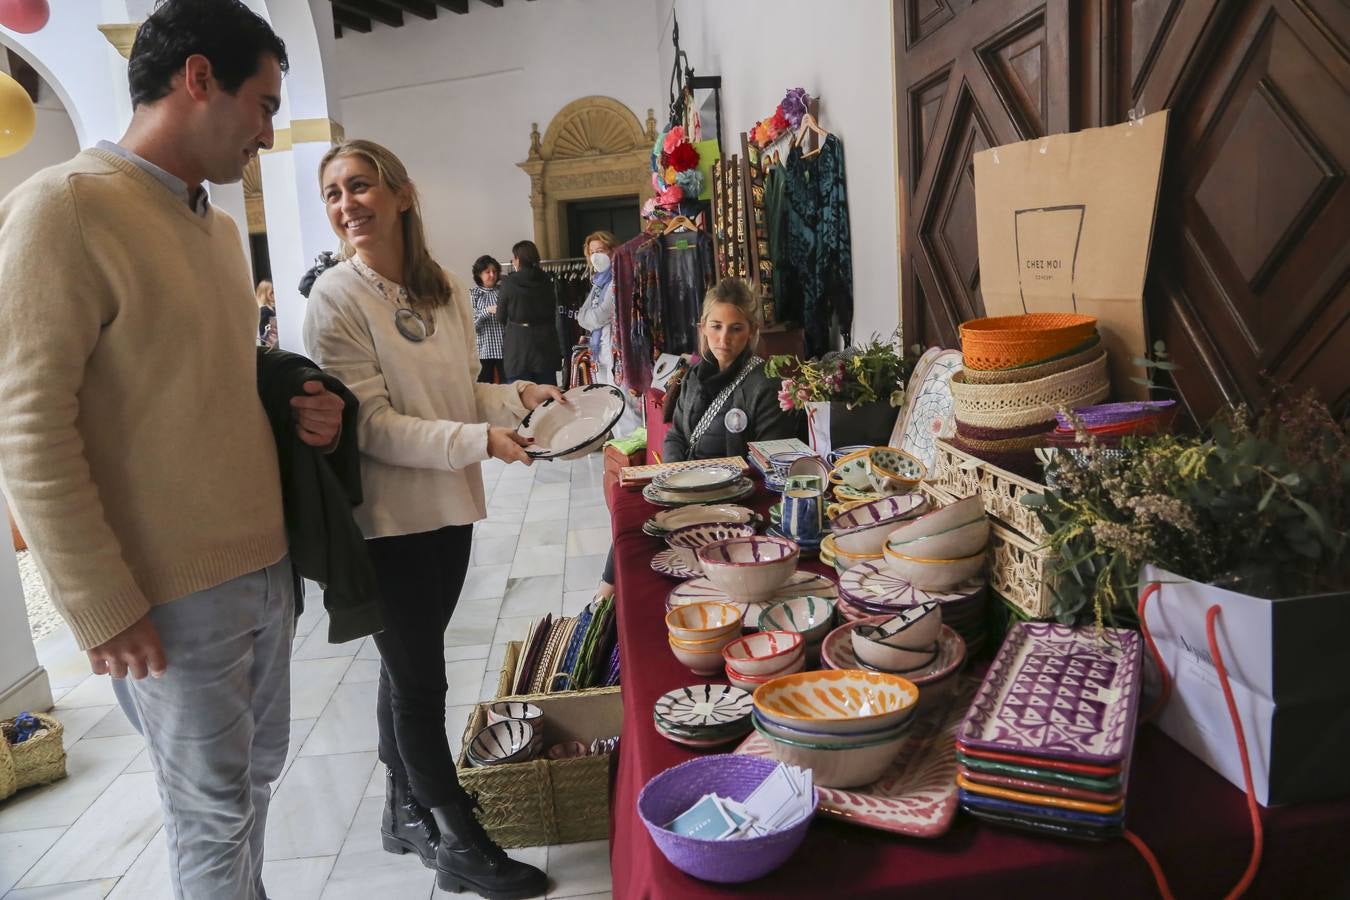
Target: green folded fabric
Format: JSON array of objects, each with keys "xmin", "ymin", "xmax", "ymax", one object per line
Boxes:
[{"xmin": 606, "ymin": 427, "xmax": 647, "ymax": 454}]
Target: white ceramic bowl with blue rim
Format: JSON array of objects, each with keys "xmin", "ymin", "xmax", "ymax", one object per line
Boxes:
[{"xmin": 519, "ymin": 384, "xmax": 625, "ymax": 461}]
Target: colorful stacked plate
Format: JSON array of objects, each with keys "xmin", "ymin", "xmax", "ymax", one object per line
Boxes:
[
  {"xmin": 643, "ymin": 504, "xmax": 760, "ymax": 538},
  {"xmin": 654, "ymin": 684, "xmax": 754, "ymax": 748},
  {"xmin": 642, "ymin": 477, "xmax": 757, "ymax": 508},
  {"xmin": 956, "ymin": 622, "xmax": 1143, "ymax": 840},
  {"xmin": 837, "ymin": 561, "xmax": 988, "ymax": 649}
]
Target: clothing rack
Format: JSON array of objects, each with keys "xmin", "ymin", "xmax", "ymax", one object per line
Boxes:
[{"xmin": 539, "ymin": 257, "xmax": 589, "ymax": 277}]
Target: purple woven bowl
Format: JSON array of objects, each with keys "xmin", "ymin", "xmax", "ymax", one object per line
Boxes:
[
  {"xmin": 638, "ymin": 754, "xmax": 817, "ymax": 883},
  {"xmin": 1055, "ymin": 400, "xmax": 1176, "ymax": 430}
]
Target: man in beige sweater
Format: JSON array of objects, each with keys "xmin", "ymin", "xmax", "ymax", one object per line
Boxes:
[{"xmin": 0, "ymin": 2, "xmax": 343, "ymax": 898}]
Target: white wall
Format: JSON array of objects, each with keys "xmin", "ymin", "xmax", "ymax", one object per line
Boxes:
[
  {"xmin": 656, "ymin": 0, "xmax": 902, "ymax": 345},
  {"xmin": 328, "ymin": 0, "xmax": 661, "ymax": 279},
  {"xmin": 0, "ymin": 98, "xmax": 78, "ymax": 201}
]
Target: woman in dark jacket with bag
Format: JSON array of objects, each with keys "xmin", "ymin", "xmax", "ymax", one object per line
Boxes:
[
  {"xmin": 663, "ymin": 277, "xmax": 802, "ymax": 461},
  {"xmin": 496, "ymin": 240, "xmax": 560, "ymax": 385}
]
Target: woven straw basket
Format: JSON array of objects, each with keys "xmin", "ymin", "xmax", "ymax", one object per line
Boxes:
[
  {"xmin": 1, "ymin": 712, "xmax": 67, "ymax": 801},
  {"xmin": 950, "ymin": 351, "xmax": 1110, "ymax": 429},
  {"xmin": 961, "ymin": 336, "xmax": 1102, "ymax": 385},
  {"xmin": 959, "ymin": 313, "xmax": 1098, "ymax": 371}
]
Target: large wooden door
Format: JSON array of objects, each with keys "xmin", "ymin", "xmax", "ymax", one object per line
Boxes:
[{"xmin": 896, "ymin": 0, "xmax": 1350, "ymax": 422}]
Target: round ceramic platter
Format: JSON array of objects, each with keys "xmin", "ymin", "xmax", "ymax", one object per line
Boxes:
[
  {"xmin": 651, "ymin": 548, "xmax": 701, "ymax": 579},
  {"xmin": 519, "ymin": 384, "xmax": 625, "ymax": 460},
  {"xmin": 839, "ymin": 561, "xmax": 986, "ymax": 610},
  {"xmin": 652, "ymin": 463, "xmax": 744, "ymax": 493},
  {"xmin": 654, "ymin": 684, "xmax": 753, "ymax": 729},
  {"xmin": 642, "ymin": 477, "xmax": 756, "ymax": 508},
  {"xmin": 656, "ymin": 722, "xmax": 748, "ymax": 748},
  {"xmin": 643, "ymin": 503, "xmax": 758, "ymax": 536},
  {"xmin": 666, "ymin": 570, "xmax": 840, "ymax": 629}
]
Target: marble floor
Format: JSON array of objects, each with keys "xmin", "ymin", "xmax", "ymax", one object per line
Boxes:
[{"xmin": 0, "ymin": 454, "xmax": 615, "ymax": 899}]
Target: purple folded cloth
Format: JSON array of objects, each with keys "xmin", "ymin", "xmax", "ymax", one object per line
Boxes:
[
  {"xmin": 1056, "ymin": 400, "xmax": 1176, "ymax": 431},
  {"xmin": 604, "ymin": 645, "xmax": 621, "ymax": 687}
]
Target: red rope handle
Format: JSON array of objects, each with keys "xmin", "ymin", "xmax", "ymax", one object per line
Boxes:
[{"xmin": 1129, "ymin": 584, "xmax": 1265, "ymax": 900}]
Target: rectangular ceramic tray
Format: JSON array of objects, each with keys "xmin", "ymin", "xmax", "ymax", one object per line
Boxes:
[
  {"xmin": 958, "ymin": 622, "xmax": 1142, "ymax": 765},
  {"xmin": 734, "ymin": 677, "xmax": 976, "ymax": 837}
]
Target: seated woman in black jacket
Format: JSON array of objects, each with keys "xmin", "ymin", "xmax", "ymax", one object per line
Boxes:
[
  {"xmin": 595, "ymin": 277, "xmax": 803, "ymax": 599},
  {"xmin": 496, "ymin": 240, "xmax": 561, "ymax": 385}
]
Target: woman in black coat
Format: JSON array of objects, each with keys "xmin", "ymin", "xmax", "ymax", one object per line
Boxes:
[
  {"xmin": 662, "ymin": 278, "xmax": 802, "ymax": 461},
  {"xmin": 496, "ymin": 240, "xmax": 561, "ymax": 385}
]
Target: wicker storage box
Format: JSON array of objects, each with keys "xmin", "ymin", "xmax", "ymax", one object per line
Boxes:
[
  {"xmin": 929, "ymin": 438, "xmax": 1048, "ymax": 543},
  {"xmin": 457, "ymin": 641, "xmax": 622, "ymax": 847},
  {"xmin": 1, "ymin": 712, "xmax": 67, "ymax": 802},
  {"xmin": 922, "ymin": 483, "xmax": 1056, "ymax": 620}
]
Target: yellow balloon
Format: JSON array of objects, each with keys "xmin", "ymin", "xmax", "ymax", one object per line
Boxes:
[{"xmin": 0, "ymin": 71, "xmax": 37, "ymax": 158}]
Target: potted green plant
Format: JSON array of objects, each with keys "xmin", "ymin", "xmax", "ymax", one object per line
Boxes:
[{"xmin": 765, "ymin": 334, "xmax": 918, "ymax": 453}]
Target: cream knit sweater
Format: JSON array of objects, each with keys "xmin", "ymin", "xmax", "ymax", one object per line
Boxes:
[
  {"xmin": 303, "ymin": 259, "xmax": 530, "ymax": 538},
  {"xmin": 0, "ymin": 149, "xmax": 286, "ymax": 649}
]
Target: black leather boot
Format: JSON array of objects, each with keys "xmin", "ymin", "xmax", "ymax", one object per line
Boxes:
[
  {"xmin": 431, "ymin": 798, "xmax": 548, "ymax": 899},
  {"xmin": 381, "ymin": 768, "xmax": 440, "ymax": 868}
]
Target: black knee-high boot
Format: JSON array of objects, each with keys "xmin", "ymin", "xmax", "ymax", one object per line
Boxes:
[
  {"xmin": 430, "ymin": 798, "xmax": 548, "ymax": 899},
  {"xmin": 381, "ymin": 768, "xmax": 440, "ymax": 867}
]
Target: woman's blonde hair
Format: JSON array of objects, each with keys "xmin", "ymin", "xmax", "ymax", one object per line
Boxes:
[
  {"xmin": 583, "ymin": 230, "xmax": 617, "ymax": 274},
  {"xmin": 698, "ymin": 277, "xmax": 762, "ymax": 355},
  {"xmin": 318, "ymin": 139, "xmax": 451, "ymax": 308},
  {"xmin": 255, "ymin": 279, "xmax": 275, "ymax": 308}
]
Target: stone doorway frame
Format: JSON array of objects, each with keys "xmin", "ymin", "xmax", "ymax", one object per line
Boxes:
[{"xmin": 518, "ymin": 96, "xmax": 657, "ymax": 259}]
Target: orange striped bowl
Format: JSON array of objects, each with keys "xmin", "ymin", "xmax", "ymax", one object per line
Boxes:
[{"xmin": 752, "ymin": 669, "xmax": 919, "ymax": 735}]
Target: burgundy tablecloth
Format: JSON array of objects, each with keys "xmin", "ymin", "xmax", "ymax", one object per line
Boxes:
[{"xmin": 605, "ymin": 480, "xmax": 1350, "ymax": 900}]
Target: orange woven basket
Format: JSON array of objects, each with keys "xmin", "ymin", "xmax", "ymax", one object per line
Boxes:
[{"xmin": 959, "ymin": 313, "xmax": 1098, "ymax": 371}]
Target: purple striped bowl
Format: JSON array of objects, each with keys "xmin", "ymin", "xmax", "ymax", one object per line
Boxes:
[
  {"xmin": 696, "ymin": 536, "xmax": 800, "ymax": 605},
  {"xmin": 638, "ymin": 754, "xmax": 817, "ymax": 883}
]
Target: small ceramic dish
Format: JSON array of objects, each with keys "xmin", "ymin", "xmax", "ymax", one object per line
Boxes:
[
  {"xmin": 827, "ymin": 444, "xmax": 872, "ymax": 467},
  {"xmin": 757, "ymin": 595, "xmax": 837, "ymax": 645},
  {"xmin": 864, "ymin": 602, "xmax": 943, "ymax": 649},
  {"xmin": 645, "ymin": 504, "xmax": 758, "ymax": 535},
  {"xmin": 696, "ymin": 536, "xmax": 800, "ymax": 605},
  {"xmin": 818, "ymin": 534, "xmax": 881, "ymax": 572},
  {"xmin": 828, "ymin": 448, "xmax": 874, "ymax": 491},
  {"xmin": 720, "ymin": 630, "xmax": 806, "ymax": 677},
  {"xmin": 664, "ymin": 602, "xmax": 743, "ymax": 643},
  {"xmin": 830, "ymin": 493, "xmax": 930, "ymax": 556},
  {"xmin": 467, "ymin": 720, "xmax": 535, "ymax": 767},
  {"xmin": 851, "ymin": 627, "xmax": 940, "ymax": 672},
  {"xmin": 768, "ymin": 450, "xmax": 811, "ymax": 478},
  {"xmin": 652, "ymin": 463, "xmax": 744, "ymax": 493},
  {"xmin": 886, "ymin": 517, "xmax": 989, "ymax": 561},
  {"xmin": 486, "ymin": 700, "xmax": 544, "ymax": 728},
  {"xmin": 669, "ymin": 635, "xmax": 737, "ymax": 676},
  {"xmin": 753, "ymin": 669, "xmax": 919, "ymax": 735},
  {"xmin": 886, "ymin": 495, "xmax": 985, "ymax": 545},
  {"xmin": 654, "ymin": 684, "xmax": 753, "ymax": 731},
  {"xmin": 882, "ymin": 546, "xmax": 986, "ymax": 591},
  {"xmin": 865, "ymin": 446, "xmax": 927, "ymax": 496},
  {"xmin": 753, "ymin": 717, "xmax": 911, "ymax": 788},
  {"xmin": 787, "ymin": 455, "xmax": 831, "ymax": 484},
  {"xmin": 726, "ymin": 656, "xmax": 806, "ymax": 693}
]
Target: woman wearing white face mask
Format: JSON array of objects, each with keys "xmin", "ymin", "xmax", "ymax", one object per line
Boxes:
[{"xmin": 576, "ymin": 231, "xmax": 641, "ymax": 434}]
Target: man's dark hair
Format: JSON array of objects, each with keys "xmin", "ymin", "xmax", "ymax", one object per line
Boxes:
[
  {"xmin": 128, "ymin": 0, "xmax": 289, "ymax": 107},
  {"xmin": 472, "ymin": 255, "xmax": 501, "ymax": 287},
  {"xmin": 512, "ymin": 240, "xmax": 541, "ymax": 269}
]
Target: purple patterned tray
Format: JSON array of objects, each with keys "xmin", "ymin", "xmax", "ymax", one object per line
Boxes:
[{"xmin": 958, "ymin": 623, "xmax": 1142, "ymax": 766}]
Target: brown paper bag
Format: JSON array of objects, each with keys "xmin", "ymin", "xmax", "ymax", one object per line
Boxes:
[{"xmin": 974, "ymin": 111, "xmax": 1169, "ymax": 399}]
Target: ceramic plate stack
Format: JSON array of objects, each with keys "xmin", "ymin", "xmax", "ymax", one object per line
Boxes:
[
  {"xmin": 643, "ymin": 463, "xmax": 757, "ymax": 507},
  {"xmin": 642, "ymin": 503, "xmax": 760, "ymax": 538},
  {"xmin": 819, "ymin": 611, "xmax": 967, "ymax": 718},
  {"xmin": 520, "ymin": 384, "xmax": 626, "ymax": 461},
  {"xmin": 837, "ymin": 561, "xmax": 989, "ymax": 655},
  {"xmin": 956, "ymin": 622, "xmax": 1143, "ymax": 841},
  {"xmin": 653, "ymin": 684, "xmax": 755, "ymax": 748},
  {"xmin": 951, "ymin": 314, "xmax": 1108, "ymax": 479}
]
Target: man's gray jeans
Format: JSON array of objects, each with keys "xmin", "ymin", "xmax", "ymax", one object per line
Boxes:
[{"xmin": 113, "ymin": 556, "xmax": 295, "ymax": 900}]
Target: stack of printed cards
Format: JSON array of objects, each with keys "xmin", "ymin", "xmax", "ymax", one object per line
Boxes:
[{"xmin": 665, "ymin": 763, "xmax": 814, "ymax": 840}]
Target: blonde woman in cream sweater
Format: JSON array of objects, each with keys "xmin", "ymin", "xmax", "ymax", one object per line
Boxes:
[{"xmin": 303, "ymin": 140, "xmax": 556, "ymax": 900}]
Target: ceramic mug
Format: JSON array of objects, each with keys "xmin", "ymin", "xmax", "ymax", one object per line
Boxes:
[
  {"xmin": 783, "ymin": 474, "xmax": 823, "ymax": 495},
  {"xmin": 781, "ymin": 488, "xmax": 823, "ymax": 543}
]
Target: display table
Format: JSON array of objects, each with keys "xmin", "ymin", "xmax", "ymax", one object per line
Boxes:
[{"xmin": 606, "ymin": 479, "xmax": 1350, "ymax": 899}]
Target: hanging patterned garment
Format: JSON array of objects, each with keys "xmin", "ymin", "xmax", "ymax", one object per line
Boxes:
[
  {"xmin": 652, "ymin": 229, "xmax": 715, "ymax": 359},
  {"xmin": 613, "ymin": 232, "xmax": 656, "ymax": 395},
  {"xmin": 764, "ymin": 162, "xmax": 791, "ymax": 320},
  {"xmin": 783, "ymin": 134, "xmax": 853, "ymax": 357}
]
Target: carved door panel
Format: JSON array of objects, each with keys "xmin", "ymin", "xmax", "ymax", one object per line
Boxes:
[
  {"xmin": 1130, "ymin": 0, "xmax": 1350, "ymax": 419},
  {"xmin": 896, "ymin": 0, "xmax": 1350, "ymax": 420},
  {"xmin": 897, "ymin": 0, "xmax": 1073, "ymax": 351}
]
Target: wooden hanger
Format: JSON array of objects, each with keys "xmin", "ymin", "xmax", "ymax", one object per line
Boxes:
[
  {"xmin": 793, "ymin": 112, "xmax": 830, "ymax": 158},
  {"xmin": 665, "ymin": 215, "xmax": 700, "ymax": 233}
]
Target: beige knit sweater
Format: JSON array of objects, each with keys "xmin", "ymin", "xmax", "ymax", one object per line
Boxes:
[
  {"xmin": 303, "ymin": 259, "xmax": 530, "ymax": 538},
  {"xmin": 0, "ymin": 149, "xmax": 286, "ymax": 649}
]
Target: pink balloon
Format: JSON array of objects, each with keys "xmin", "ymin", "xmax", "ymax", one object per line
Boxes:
[{"xmin": 0, "ymin": 0, "xmax": 50, "ymax": 34}]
